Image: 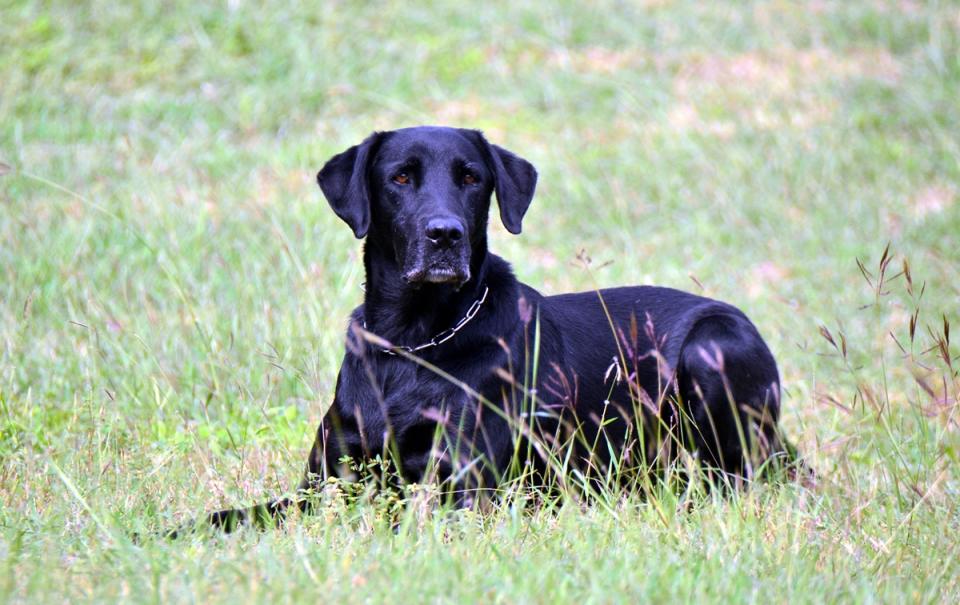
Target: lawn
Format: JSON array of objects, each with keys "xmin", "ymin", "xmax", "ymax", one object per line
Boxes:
[{"xmin": 1, "ymin": 0, "xmax": 959, "ymax": 602}]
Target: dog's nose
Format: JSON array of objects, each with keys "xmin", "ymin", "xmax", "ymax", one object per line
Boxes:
[{"xmin": 425, "ymin": 217, "xmax": 464, "ymax": 248}]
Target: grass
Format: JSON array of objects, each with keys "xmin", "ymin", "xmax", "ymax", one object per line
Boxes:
[{"xmin": 1, "ymin": 0, "xmax": 959, "ymax": 602}]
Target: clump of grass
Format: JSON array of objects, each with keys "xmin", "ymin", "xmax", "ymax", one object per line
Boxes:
[{"xmin": 817, "ymin": 247, "xmax": 957, "ymax": 521}]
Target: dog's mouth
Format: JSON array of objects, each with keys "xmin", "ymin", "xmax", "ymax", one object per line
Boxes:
[{"xmin": 403, "ymin": 265, "xmax": 471, "ymax": 287}]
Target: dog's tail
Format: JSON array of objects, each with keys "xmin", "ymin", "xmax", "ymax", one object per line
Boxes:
[{"xmin": 163, "ymin": 494, "xmax": 309, "ymax": 539}]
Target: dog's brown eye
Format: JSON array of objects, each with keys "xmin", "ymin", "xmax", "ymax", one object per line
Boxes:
[
  {"xmin": 463, "ymin": 173, "xmax": 477, "ymax": 186},
  {"xmin": 392, "ymin": 172, "xmax": 410, "ymax": 185}
]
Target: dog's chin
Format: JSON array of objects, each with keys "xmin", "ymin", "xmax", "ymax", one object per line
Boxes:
[
  {"xmin": 424, "ymin": 269, "xmax": 461, "ymax": 284},
  {"xmin": 403, "ymin": 266, "xmax": 471, "ymax": 288}
]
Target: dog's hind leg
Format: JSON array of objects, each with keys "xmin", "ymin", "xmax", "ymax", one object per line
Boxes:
[{"xmin": 675, "ymin": 313, "xmax": 785, "ymax": 484}]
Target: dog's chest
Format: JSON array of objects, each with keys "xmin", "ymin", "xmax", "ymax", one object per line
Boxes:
[{"xmin": 338, "ymin": 353, "xmax": 473, "ymax": 447}]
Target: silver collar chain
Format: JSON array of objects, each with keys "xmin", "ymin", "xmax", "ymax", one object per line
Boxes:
[{"xmin": 365, "ymin": 285, "xmax": 490, "ymax": 356}]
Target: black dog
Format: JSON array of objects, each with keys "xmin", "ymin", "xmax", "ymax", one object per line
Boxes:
[{"xmin": 195, "ymin": 126, "xmax": 789, "ymax": 532}]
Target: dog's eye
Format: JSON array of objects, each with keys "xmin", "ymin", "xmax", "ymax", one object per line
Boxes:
[
  {"xmin": 462, "ymin": 173, "xmax": 478, "ymax": 186},
  {"xmin": 392, "ymin": 172, "xmax": 410, "ymax": 185}
]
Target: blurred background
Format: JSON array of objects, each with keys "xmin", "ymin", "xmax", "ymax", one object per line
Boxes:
[{"xmin": 0, "ymin": 0, "xmax": 958, "ymax": 600}]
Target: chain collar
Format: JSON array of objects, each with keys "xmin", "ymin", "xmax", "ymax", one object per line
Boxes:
[{"xmin": 363, "ymin": 285, "xmax": 489, "ymax": 356}]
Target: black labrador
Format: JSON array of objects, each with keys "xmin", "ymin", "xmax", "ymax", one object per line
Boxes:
[{"xmin": 193, "ymin": 126, "xmax": 790, "ymax": 533}]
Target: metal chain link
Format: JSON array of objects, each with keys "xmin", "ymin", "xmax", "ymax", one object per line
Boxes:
[{"xmin": 370, "ymin": 285, "xmax": 490, "ymax": 356}]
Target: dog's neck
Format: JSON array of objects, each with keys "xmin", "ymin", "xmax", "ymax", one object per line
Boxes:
[{"xmin": 361, "ymin": 238, "xmax": 491, "ymax": 346}]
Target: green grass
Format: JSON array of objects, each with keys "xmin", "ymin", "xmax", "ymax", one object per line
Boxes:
[{"xmin": 2, "ymin": 0, "xmax": 959, "ymax": 602}]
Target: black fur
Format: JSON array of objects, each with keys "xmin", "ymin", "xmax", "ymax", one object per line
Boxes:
[{"xmin": 184, "ymin": 126, "xmax": 788, "ymax": 534}]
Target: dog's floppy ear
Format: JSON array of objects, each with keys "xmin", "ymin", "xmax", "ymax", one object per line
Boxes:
[
  {"xmin": 317, "ymin": 133, "xmax": 381, "ymax": 239},
  {"xmin": 478, "ymin": 135, "xmax": 538, "ymax": 235}
]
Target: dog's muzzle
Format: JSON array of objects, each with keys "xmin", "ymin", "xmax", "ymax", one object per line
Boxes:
[{"xmin": 402, "ymin": 217, "xmax": 471, "ymax": 286}]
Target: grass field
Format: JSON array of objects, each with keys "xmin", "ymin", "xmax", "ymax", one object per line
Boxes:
[{"xmin": 2, "ymin": 0, "xmax": 959, "ymax": 602}]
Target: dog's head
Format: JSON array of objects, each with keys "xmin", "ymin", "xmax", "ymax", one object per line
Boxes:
[{"xmin": 317, "ymin": 126, "xmax": 537, "ymax": 287}]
